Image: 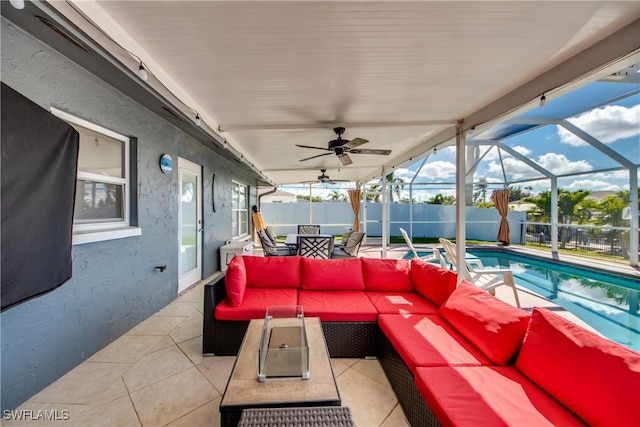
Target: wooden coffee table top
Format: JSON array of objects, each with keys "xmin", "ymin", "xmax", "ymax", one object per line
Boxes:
[{"xmin": 220, "ymin": 317, "xmax": 340, "ymax": 410}]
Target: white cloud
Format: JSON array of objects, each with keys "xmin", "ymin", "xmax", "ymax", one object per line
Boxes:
[
  {"xmin": 487, "ymin": 158, "xmax": 541, "ymax": 180},
  {"xmin": 537, "ymin": 152, "xmax": 592, "ymax": 175},
  {"xmin": 565, "ymin": 179, "xmax": 621, "ymax": 191},
  {"xmin": 413, "ymin": 160, "xmax": 457, "ymax": 181},
  {"xmin": 557, "ymin": 104, "xmax": 640, "ymax": 146},
  {"xmin": 486, "ymin": 152, "xmax": 593, "ymax": 181},
  {"xmin": 513, "ymin": 146, "xmax": 531, "ymax": 156}
]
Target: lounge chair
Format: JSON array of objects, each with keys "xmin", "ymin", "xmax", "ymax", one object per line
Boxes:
[
  {"xmin": 439, "ymin": 237, "xmax": 521, "ymax": 308},
  {"xmin": 332, "ymin": 231, "xmax": 365, "ymax": 258},
  {"xmin": 399, "ymin": 228, "xmax": 440, "ymax": 263},
  {"xmin": 257, "ymin": 229, "xmax": 292, "ymax": 256}
]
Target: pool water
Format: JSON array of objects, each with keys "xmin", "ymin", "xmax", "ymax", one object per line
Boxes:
[{"xmin": 408, "ymin": 250, "xmax": 640, "ymax": 351}]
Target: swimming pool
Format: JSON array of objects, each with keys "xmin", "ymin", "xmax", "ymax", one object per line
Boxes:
[{"xmin": 407, "ymin": 249, "xmax": 640, "ymax": 351}]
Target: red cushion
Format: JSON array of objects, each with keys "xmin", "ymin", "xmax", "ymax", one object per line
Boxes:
[
  {"xmin": 415, "ymin": 366, "xmax": 584, "ymax": 427},
  {"xmin": 378, "ymin": 314, "xmax": 491, "ymax": 373},
  {"xmin": 243, "ymin": 255, "xmax": 301, "ymax": 288},
  {"xmin": 438, "ymin": 281, "xmax": 530, "ymax": 365},
  {"xmin": 215, "ymin": 288, "xmax": 298, "ymax": 321},
  {"xmin": 516, "ymin": 307, "xmax": 640, "ymax": 426},
  {"xmin": 300, "ymin": 258, "xmax": 364, "ymax": 291},
  {"xmin": 410, "ymin": 259, "xmax": 457, "ymax": 307},
  {"xmin": 297, "ymin": 290, "xmax": 377, "ymax": 321},
  {"xmin": 362, "ymin": 258, "xmax": 412, "ymax": 292},
  {"xmin": 366, "ymin": 292, "xmax": 438, "ymax": 315},
  {"xmin": 224, "ymin": 256, "xmax": 246, "ymax": 307}
]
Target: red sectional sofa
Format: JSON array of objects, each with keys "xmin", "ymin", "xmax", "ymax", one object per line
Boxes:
[{"xmin": 202, "ymin": 255, "xmax": 640, "ymax": 427}]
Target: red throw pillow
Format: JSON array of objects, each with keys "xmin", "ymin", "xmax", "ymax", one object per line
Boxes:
[
  {"xmin": 225, "ymin": 256, "xmax": 246, "ymax": 307},
  {"xmin": 516, "ymin": 307, "xmax": 640, "ymax": 426},
  {"xmin": 362, "ymin": 258, "xmax": 412, "ymax": 292},
  {"xmin": 300, "ymin": 258, "xmax": 364, "ymax": 290},
  {"xmin": 243, "ymin": 255, "xmax": 301, "ymax": 288},
  {"xmin": 410, "ymin": 259, "xmax": 457, "ymax": 307},
  {"xmin": 439, "ymin": 281, "xmax": 530, "ymax": 365}
]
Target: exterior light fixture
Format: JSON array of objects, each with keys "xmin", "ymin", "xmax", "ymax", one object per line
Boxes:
[
  {"xmin": 138, "ymin": 64, "xmax": 148, "ymax": 81},
  {"xmin": 539, "ymin": 94, "xmax": 547, "ymax": 107},
  {"xmin": 195, "ymin": 113, "xmax": 201, "ymax": 126},
  {"xmin": 10, "ymin": 0, "xmax": 25, "ymax": 10}
]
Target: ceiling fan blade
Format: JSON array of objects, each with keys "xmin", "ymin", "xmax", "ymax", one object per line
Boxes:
[
  {"xmin": 296, "ymin": 144, "xmax": 333, "ymax": 151},
  {"xmin": 299, "ymin": 152, "xmax": 334, "ymax": 162},
  {"xmin": 349, "ymin": 149, "xmax": 392, "ymax": 156},
  {"xmin": 343, "ymin": 138, "xmax": 369, "ymax": 149},
  {"xmin": 338, "ymin": 153, "xmax": 353, "ymax": 165}
]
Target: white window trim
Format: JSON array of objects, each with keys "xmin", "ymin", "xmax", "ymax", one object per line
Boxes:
[
  {"xmin": 51, "ymin": 107, "xmax": 141, "ymax": 244},
  {"xmin": 232, "ymin": 180, "xmax": 249, "ymax": 239}
]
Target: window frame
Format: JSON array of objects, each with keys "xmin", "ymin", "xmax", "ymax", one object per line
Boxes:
[
  {"xmin": 51, "ymin": 107, "xmax": 140, "ymax": 244},
  {"xmin": 231, "ymin": 180, "xmax": 249, "ymax": 239}
]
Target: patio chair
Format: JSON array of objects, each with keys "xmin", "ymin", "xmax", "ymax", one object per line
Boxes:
[
  {"xmin": 399, "ymin": 228, "xmax": 440, "ymax": 263},
  {"xmin": 257, "ymin": 229, "xmax": 292, "ymax": 257},
  {"xmin": 439, "ymin": 238, "xmax": 521, "ymax": 308},
  {"xmin": 297, "ymin": 235, "xmax": 333, "ymax": 259},
  {"xmin": 298, "ymin": 224, "xmax": 321, "ymax": 234},
  {"xmin": 331, "ymin": 231, "xmax": 365, "ymax": 258}
]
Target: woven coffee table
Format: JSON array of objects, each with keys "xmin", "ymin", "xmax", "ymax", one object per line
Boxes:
[
  {"xmin": 220, "ymin": 317, "xmax": 341, "ymax": 427},
  {"xmin": 238, "ymin": 406, "xmax": 355, "ymax": 427}
]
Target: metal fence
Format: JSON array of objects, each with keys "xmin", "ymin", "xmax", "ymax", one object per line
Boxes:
[{"xmin": 524, "ymin": 222, "xmax": 638, "ymax": 260}]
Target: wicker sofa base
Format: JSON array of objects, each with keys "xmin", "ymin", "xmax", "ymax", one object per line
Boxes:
[
  {"xmin": 210, "ymin": 319, "xmax": 377, "ymax": 357},
  {"xmin": 378, "ymin": 331, "xmax": 440, "ymax": 427}
]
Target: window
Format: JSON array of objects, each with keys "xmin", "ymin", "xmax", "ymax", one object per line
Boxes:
[
  {"xmin": 51, "ymin": 108, "xmax": 140, "ymax": 244},
  {"xmin": 232, "ymin": 180, "xmax": 249, "ymax": 238}
]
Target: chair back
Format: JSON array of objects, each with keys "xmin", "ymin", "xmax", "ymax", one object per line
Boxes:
[
  {"xmin": 298, "ymin": 224, "xmax": 321, "ymax": 234},
  {"xmin": 400, "ymin": 228, "xmax": 443, "ymax": 266},
  {"xmin": 439, "ymin": 238, "xmax": 472, "ymax": 279},
  {"xmin": 297, "ymin": 235, "xmax": 332, "ymax": 259},
  {"xmin": 343, "ymin": 231, "xmax": 365, "ymax": 257},
  {"xmin": 258, "ymin": 229, "xmax": 278, "ymax": 256},
  {"xmin": 399, "ymin": 228, "xmax": 419, "ymax": 258}
]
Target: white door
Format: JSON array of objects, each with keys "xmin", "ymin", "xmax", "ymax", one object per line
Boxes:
[{"xmin": 178, "ymin": 158, "xmax": 202, "ymax": 293}]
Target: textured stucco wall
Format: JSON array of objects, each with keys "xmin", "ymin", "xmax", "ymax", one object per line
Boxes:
[{"xmin": 0, "ymin": 18, "xmax": 256, "ymax": 411}]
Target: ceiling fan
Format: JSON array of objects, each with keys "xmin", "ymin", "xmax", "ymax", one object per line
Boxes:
[
  {"xmin": 296, "ymin": 127, "xmax": 392, "ymax": 166},
  {"xmin": 300, "ymin": 169, "xmax": 349, "ymax": 185}
]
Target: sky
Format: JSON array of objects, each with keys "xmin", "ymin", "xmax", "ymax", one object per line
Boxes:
[{"xmin": 281, "ymin": 74, "xmax": 639, "ymax": 202}]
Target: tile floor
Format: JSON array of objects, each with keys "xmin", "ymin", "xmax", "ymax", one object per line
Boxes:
[
  {"xmin": 5, "ymin": 243, "xmax": 608, "ymax": 427},
  {"xmin": 3, "ymin": 279, "xmax": 409, "ymax": 427}
]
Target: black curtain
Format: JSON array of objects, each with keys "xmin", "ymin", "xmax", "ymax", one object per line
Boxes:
[{"xmin": 1, "ymin": 83, "xmax": 79, "ymax": 311}]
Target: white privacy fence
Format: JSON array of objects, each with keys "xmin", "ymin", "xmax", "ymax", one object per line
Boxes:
[{"xmin": 260, "ymin": 202, "xmax": 527, "ymax": 243}]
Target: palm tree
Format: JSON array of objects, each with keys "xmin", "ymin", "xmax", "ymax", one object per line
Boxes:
[
  {"xmin": 369, "ymin": 172, "xmax": 406, "ymax": 202},
  {"xmin": 473, "ymin": 178, "xmax": 488, "ymax": 205}
]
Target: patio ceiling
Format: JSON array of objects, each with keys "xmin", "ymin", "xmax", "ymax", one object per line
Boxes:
[{"xmin": 9, "ymin": 1, "xmax": 640, "ymax": 186}]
